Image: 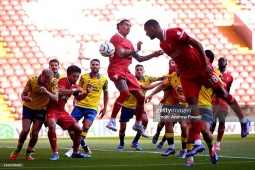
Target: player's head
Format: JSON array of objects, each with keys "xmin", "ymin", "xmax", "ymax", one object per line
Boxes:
[
  {"xmin": 90, "ymin": 59, "xmax": 100, "ymax": 74},
  {"xmin": 169, "ymin": 59, "xmax": 176, "ymax": 74},
  {"xmin": 117, "ymin": 19, "xmax": 131, "ymax": 36},
  {"xmin": 144, "ymin": 19, "xmax": 161, "ymax": 40},
  {"xmin": 67, "ymin": 65, "xmax": 81, "ymax": 85},
  {"xmin": 135, "ymin": 64, "xmax": 145, "ymax": 78},
  {"xmin": 40, "ymin": 69, "xmax": 54, "ymax": 86},
  {"xmin": 218, "ymin": 57, "xmax": 227, "ymax": 67},
  {"xmin": 205, "ymin": 50, "xmax": 214, "ymax": 64},
  {"xmin": 49, "ymin": 59, "xmax": 60, "ymax": 75}
]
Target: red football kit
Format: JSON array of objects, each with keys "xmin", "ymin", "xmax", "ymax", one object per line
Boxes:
[
  {"xmin": 47, "ymin": 77, "xmax": 77, "ymax": 130},
  {"xmin": 213, "ymin": 70, "xmax": 233, "ymax": 112},
  {"xmin": 160, "ymin": 28, "xmax": 223, "ymax": 98},
  {"xmin": 108, "ymin": 33, "xmax": 141, "ymax": 91}
]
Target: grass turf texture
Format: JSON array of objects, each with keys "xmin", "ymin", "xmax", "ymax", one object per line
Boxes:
[{"xmin": 0, "ymin": 134, "xmax": 254, "ymax": 170}]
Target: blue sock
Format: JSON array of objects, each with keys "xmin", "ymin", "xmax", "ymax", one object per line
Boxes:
[
  {"xmin": 133, "ymin": 132, "xmax": 141, "ymax": 143},
  {"xmin": 81, "ymin": 136, "xmax": 86, "ymax": 147}
]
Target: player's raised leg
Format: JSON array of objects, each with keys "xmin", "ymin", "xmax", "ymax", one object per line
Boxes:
[{"xmin": 106, "ymin": 79, "xmax": 129, "ymax": 132}]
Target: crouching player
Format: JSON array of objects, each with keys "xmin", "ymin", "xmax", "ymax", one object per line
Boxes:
[{"xmin": 46, "ymin": 65, "xmax": 91, "ymax": 160}]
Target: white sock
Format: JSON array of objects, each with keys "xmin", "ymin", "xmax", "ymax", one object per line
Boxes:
[
  {"xmin": 215, "ymin": 141, "xmax": 220, "ymax": 146},
  {"xmin": 135, "ymin": 120, "xmax": 142, "ymax": 126},
  {"xmin": 194, "ymin": 140, "xmax": 202, "ymax": 145},
  {"xmin": 188, "ymin": 156, "xmax": 194, "ymax": 161},
  {"xmin": 240, "ymin": 117, "xmax": 248, "ymax": 123},
  {"xmin": 110, "ymin": 118, "xmax": 116, "ymax": 122},
  {"xmin": 169, "ymin": 144, "xmax": 175, "ymax": 149}
]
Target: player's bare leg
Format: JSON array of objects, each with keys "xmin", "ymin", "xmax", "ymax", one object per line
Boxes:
[
  {"xmin": 106, "ymin": 79, "xmax": 129, "ymax": 131},
  {"xmin": 213, "ymin": 85, "xmax": 250, "ymax": 138},
  {"xmin": 47, "ymin": 118, "xmax": 59, "ymax": 160},
  {"xmin": 186, "ymin": 95, "xmax": 205, "ymax": 156},
  {"xmin": 201, "ymin": 121, "xmax": 218, "ymax": 164},
  {"xmin": 130, "ymin": 90, "xmax": 148, "ymax": 138}
]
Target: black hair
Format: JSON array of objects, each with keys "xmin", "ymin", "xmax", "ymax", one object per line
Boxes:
[
  {"xmin": 144, "ymin": 19, "xmax": 160, "ymax": 28},
  {"xmin": 67, "ymin": 65, "xmax": 81, "ymax": 75},
  {"xmin": 117, "ymin": 19, "xmax": 130, "ymax": 31},
  {"xmin": 49, "ymin": 59, "xmax": 59, "ymax": 65},
  {"xmin": 90, "ymin": 58, "xmax": 100, "ymax": 64},
  {"xmin": 205, "ymin": 50, "xmax": 214, "ymax": 64},
  {"xmin": 135, "ymin": 64, "xmax": 144, "ymax": 68}
]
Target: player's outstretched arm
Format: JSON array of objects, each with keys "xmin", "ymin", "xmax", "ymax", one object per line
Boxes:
[
  {"xmin": 188, "ymin": 36, "xmax": 212, "ymax": 75},
  {"xmin": 140, "ymin": 81, "xmax": 163, "ymax": 90},
  {"xmin": 132, "ymin": 50, "xmax": 164, "ymax": 62},
  {"xmin": 159, "ymin": 90, "xmax": 171, "ymax": 105},
  {"xmin": 145, "ymin": 83, "xmax": 166, "ymax": 103},
  {"xmin": 75, "ymin": 83, "xmax": 92, "ymax": 101}
]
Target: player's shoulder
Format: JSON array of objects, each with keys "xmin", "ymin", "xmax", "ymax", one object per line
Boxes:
[
  {"xmin": 30, "ymin": 75, "xmax": 39, "ymax": 80},
  {"xmin": 167, "ymin": 27, "xmax": 183, "ymax": 33},
  {"xmin": 170, "ymin": 71, "xmax": 177, "ymax": 77},
  {"xmin": 81, "ymin": 73, "xmax": 90, "ymax": 78},
  {"xmin": 226, "ymin": 71, "xmax": 233, "ymax": 77},
  {"xmin": 58, "ymin": 77, "xmax": 67, "ymax": 83},
  {"xmin": 110, "ymin": 33, "xmax": 122, "ymax": 41},
  {"xmin": 99, "ymin": 74, "xmax": 108, "ymax": 81},
  {"xmin": 59, "ymin": 74, "xmax": 65, "ymax": 78}
]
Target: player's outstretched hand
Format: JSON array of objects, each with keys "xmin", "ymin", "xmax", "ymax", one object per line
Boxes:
[
  {"xmin": 22, "ymin": 96, "xmax": 32, "ymax": 102},
  {"xmin": 145, "ymin": 95, "xmax": 153, "ymax": 103},
  {"xmin": 86, "ymin": 83, "xmax": 93, "ymax": 93},
  {"xmin": 151, "ymin": 50, "xmax": 164, "ymax": 57},
  {"xmin": 137, "ymin": 41, "xmax": 143, "ymax": 51},
  {"xmin": 98, "ymin": 108, "xmax": 106, "ymax": 119}
]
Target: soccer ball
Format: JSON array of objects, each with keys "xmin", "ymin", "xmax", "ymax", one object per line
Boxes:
[{"xmin": 99, "ymin": 41, "xmax": 115, "ymax": 57}]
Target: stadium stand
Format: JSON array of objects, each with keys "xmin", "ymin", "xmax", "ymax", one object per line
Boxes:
[{"xmin": 0, "ymin": 0, "xmax": 254, "ymax": 120}]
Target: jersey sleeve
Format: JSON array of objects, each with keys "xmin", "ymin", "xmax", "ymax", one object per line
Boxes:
[
  {"xmin": 23, "ymin": 78, "xmax": 32, "ymax": 93},
  {"xmin": 103, "ymin": 79, "xmax": 108, "ymax": 91},
  {"xmin": 58, "ymin": 78, "xmax": 66, "ymax": 89},
  {"xmin": 110, "ymin": 34, "xmax": 123, "ymax": 50},
  {"xmin": 148, "ymin": 76, "xmax": 159, "ymax": 83},
  {"xmin": 168, "ymin": 28, "xmax": 188, "ymax": 43},
  {"xmin": 163, "ymin": 76, "xmax": 172, "ymax": 87}
]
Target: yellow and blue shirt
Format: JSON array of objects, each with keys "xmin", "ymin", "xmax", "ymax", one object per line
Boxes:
[
  {"xmin": 163, "ymin": 72, "xmax": 187, "ymax": 106},
  {"xmin": 76, "ymin": 73, "xmax": 108, "ymax": 110},
  {"xmin": 55, "ymin": 73, "xmax": 65, "ymax": 81},
  {"xmin": 198, "ymin": 69, "xmax": 222, "ymax": 110},
  {"xmin": 23, "ymin": 75, "xmax": 58, "ymax": 110},
  {"xmin": 123, "ymin": 75, "xmax": 159, "ymax": 109},
  {"xmin": 163, "ymin": 73, "xmax": 178, "ymax": 106}
]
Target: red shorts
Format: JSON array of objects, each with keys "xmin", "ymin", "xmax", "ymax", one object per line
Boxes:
[
  {"xmin": 47, "ymin": 108, "xmax": 77, "ymax": 130},
  {"xmin": 108, "ymin": 68, "xmax": 141, "ymax": 91},
  {"xmin": 180, "ymin": 70, "xmax": 223, "ymax": 99}
]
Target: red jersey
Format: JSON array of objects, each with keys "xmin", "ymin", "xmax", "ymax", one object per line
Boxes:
[
  {"xmin": 47, "ymin": 77, "xmax": 78, "ymax": 111},
  {"xmin": 108, "ymin": 33, "xmax": 134, "ymax": 70},
  {"xmin": 213, "ymin": 70, "xmax": 233, "ymax": 112},
  {"xmin": 160, "ymin": 28, "xmax": 205, "ymax": 78},
  {"xmin": 219, "ymin": 70, "xmax": 233, "ymax": 105}
]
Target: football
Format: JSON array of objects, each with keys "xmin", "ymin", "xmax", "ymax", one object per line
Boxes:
[{"xmin": 99, "ymin": 41, "xmax": 115, "ymax": 57}]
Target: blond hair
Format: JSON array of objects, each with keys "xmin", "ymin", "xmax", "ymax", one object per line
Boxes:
[{"xmin": 41, "ymin": 69, "xmax": 54, "ymax": 78}]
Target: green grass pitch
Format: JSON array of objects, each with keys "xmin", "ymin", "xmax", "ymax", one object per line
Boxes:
[{"xmin": 0, "ymin": 134, "xmax": 254, "ymax": 170}]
